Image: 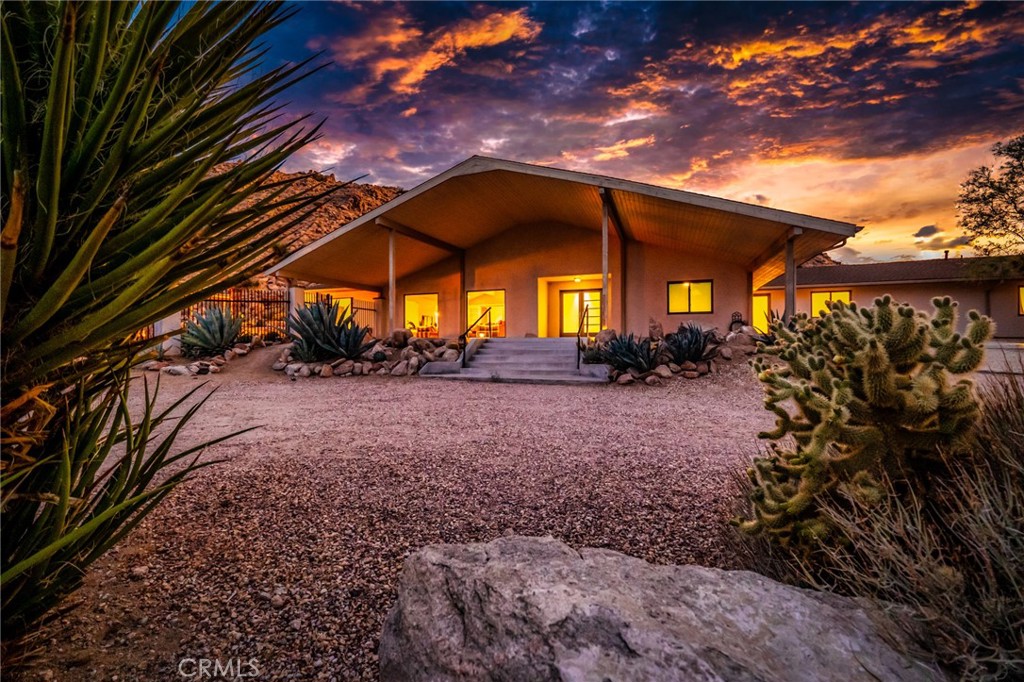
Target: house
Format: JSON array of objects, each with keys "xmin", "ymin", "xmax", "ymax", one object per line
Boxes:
[
  {"xmin": 268, "ymin": 156, "xmax": 860, "ymax": 340},
  {"xmin": 754, "ymin": 257, "xmax": 1024, "ymax": 338}
]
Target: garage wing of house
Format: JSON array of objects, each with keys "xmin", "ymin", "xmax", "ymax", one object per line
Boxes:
[{"xmin": 267, "ymin": 156, "xmax": 861, "ymax": 337}]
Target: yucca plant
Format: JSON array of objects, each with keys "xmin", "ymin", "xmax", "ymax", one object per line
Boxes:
[
  {"xmin": 664, "ymin": 322, "xmax": 716, "ymax": 364},
  {"xmin": 181, "ymin": 307, "xmax": 243, "ymax": 358},
  {"xmin": 602, "ymin": 333, "xmax": 660, "ymax": 373},
  {"xmin": 288, "ymin": 300, "xmax": 374, "ymax": 362},
  {"xmin": 1, "ymin": 0, "xmax": 330, "ymax": 646}
]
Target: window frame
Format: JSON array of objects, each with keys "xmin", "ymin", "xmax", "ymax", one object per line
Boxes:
[
  {"xmin": 403, "ymin": 292, "xmax": 440, "ymax": 335},
  {"xmin": 809, "ymin": 289, "xmax": 852, "ymax": 317},
  {"xmin": 1018, "ymin": 285, "xmax": 1023, "ymax": 316},
  {"xmin": 466, "ymin": 288, "xmax": 507, "ymax": 338},
  {"xmin": 666, "ymin": 280, "xmax": 714, "ymax": 315}
]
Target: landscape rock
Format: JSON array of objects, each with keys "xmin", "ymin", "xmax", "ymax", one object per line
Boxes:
[
  {"xmin": 668, "ymin": 362, "xmax": 681, "ymax": 373},
  {"xmin": 390, "ymin": 329, "xmax": 412, "ymax": 348},
  {"xmin": 680, "ymin": 361, "xmax": 697, "ymax": 372},
  {"xmin": 391, "ymin": 360, "xmax": 409, "ymax": 377},
  {"xmin": 648, "ymin": 317, "xmax": 664, "ymax": 340},
  {"xmin": 411, "ymin": 337, "xmax": 435, "ymax": 352},
  {"xmin": 332, "ymin": 359, "xmax": 355, "ymax": 375},
  {"xmin": 719, "ymin": 346, "xmax": 734, "ymax": 361},
  {"xmin": 682, "ymin": 371, "xmax": 700, "ymax": 379},
  {"xmin": 251, "ymin": 335, "xmax": 265, "ymax": 348},
  {"xmin": 298, "ymin": 365, "xmax": 311, "ymax": 378},
  {"xmin": 616, "ymin": 373, "xmax": 635, "ymax": 385},
  {"xmin": 594, "ymin": 329, "xmax": 617, "ymax": 346},
  {"xmin": 285, "ymin": 363, "xmax": 304, "ymax": 376},
  {"xmin": 441, "ymin": 349, "xmax": 459, "ymax": 362},
  {"xmin": 445, "ymin": 341, "xmax": 460, "ymax": 351},
  {"xmin": 695, "ymin": 361, "xmax": 709, "ymax": 375},
  {"xmin": 223, "ymin": 349, "xmax": 236, "ymax": 361},
  {"xmin": 319, "ymin": 364, "xmax": 334, "ymax": 378},
  {"xmin": 409, "ymin": 356, "xmax": 421, "ymax": 372},
  {"xmin": 380, "ymin": 536, "xmax": 944, "ymax": 682},
  {"xmin": 212, "ymin": 356, "xmax": 226, "ymax": 366},
  {"xmin": 353, "ymin": 363, "xmax": 364, "ymax": 376},
  {"xmin": 161, "ymin": 365, "xmax": 191, "ymax": 376},
  {"xmin": 362, "ymin": 343, "xmax": 387, "ymax": 361},
  {"xmin": 644, "ymin": 375, "xmax": 663, "ymax": 386},
  {"xmin": 208, "ymin": 365, "xmax": 221, "ymax": 374},
  {"xmin": 653, "ymin": 365, "xmax": 674, "ymax": 379},
  {"xmin": 272, "ymin": 360, "xmax": 287, "ymax": 371}
]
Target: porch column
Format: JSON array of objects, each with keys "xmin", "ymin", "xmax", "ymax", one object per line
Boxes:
[
  {"xmin": 387, "ymin": 228, "xmax": 396, "ymax": 333},
  {"xmin": 784, "ymin": 229, "xmax": 798, "ymax": 321},
  {"xmin": 459, "ymin": 251, "xmax": 466, "ymax": 336},
  {"xmin": 601, "ymin": 199, "xmax": 609, "ymax": 330},
  {"xmin": 154, "ymin": 312, "xmax": 183, "ymax": 352},
  {"xmin": 288, "ymin": 284, "xmax": 305, "ymax": 316}
]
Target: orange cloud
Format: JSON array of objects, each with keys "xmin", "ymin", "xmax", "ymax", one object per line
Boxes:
[
  {"xmin": 593, "ymin": 135, "xmax": 656, "ymax": 161},
  {"xmin": 336, "ymin": 8, "xmax": 542, "ymax": 98}
]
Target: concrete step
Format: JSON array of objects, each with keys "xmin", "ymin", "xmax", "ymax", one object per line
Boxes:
[
  {"xmin": 464, "ymin": 366, "xmax": 585, "ymax": 376},
  {"xmin": 423, "ymin": 370, "xmax": 607, "ymax": 385},
  {"xmin": 470, "ymin": 352, "xmax": 576, "ymax": 361}
]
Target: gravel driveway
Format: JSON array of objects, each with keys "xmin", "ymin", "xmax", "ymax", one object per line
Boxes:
[{"xmin": 23, "ymin": 350, "xmax": 771, "ymax": 681}]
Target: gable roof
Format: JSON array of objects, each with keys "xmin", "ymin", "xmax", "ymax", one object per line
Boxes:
[
  {"xmin": 268, "ymin": 156, "xmax": 861, "ymax": 290},
  {"xmin": 760, "ymin": 256, "xmax": 1024, "ymax": 289}
]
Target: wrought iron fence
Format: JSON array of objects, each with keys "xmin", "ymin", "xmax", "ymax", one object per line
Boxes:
[
  {"xmin": 303, "ymin": 291, "xmax": 377, "ymax": 336},
  {"xmin": 181, "ymin": 288, "xmax": 290, "ymax": 340}
]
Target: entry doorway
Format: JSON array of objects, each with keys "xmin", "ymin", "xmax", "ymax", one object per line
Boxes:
[
  {"xmin": 752, "ymin": 294, "xmax": 772, "ymax": 334},
  {"xmin": 560, "ymin": 290, "xmax": 601, "ymax": 336}
]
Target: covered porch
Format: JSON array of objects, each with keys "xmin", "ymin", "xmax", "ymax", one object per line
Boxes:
[{"xmin": 269, "ymin": 157, "xmax": 860, "ymax": 338}]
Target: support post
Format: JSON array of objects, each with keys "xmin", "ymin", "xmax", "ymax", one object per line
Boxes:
[
  {"xmin": 601, "ymin": 200, "xmax": 609, "ymax": 330},
  {"xmin": 388, "ymin": 228, "xmax": 396, "ymax": 333},
  {"xmin": 784, "ymin": 232, "xmax": 796, "ymax": 322},
  {"xmin": 460, "ymin": 252, "xmax": 468, "ymax": 337}
]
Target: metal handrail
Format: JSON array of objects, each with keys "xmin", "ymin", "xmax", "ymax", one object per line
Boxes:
[
  {"xmin": 576, "ymin": 304, "xmax": 590, "ymax": 370},
  {"xmin": 459, "ymin": 306, "xmax": 492, "ymax": 368}
]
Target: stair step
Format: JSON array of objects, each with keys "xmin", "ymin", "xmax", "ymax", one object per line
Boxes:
[{"xmin": 423, "ymin": 370, "xmax": 607, "ymax": 385}]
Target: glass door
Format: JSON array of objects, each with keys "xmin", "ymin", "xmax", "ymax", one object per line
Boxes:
[{"xmin": 560, "ymin": 290, "xmax": 601, "ymax": 336}]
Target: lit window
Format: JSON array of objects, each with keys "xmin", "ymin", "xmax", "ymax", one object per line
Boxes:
[
  {"xmin": 667, "ymin": 281, "xmax": 713, "ymax": 314},
  {"xmin": 404, "ymin": 293, "xmax": 439, "ymax": 337},
  {"xmin": 810, "ymin": 290, "xmax": 851, "ymax": 317},
  {"xmin": 466, "ymin": 290, "xmax": 506, "ymax": 337}
]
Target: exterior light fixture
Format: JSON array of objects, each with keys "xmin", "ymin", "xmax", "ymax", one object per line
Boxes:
[{"xmin": 573, "ymin": 277, "xmax": 582, "ymax": 283}]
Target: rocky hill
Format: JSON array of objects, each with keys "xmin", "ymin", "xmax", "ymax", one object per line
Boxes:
[{"xmin": 223, "ymin": 166, "xmax": 403, "ymax": 290}]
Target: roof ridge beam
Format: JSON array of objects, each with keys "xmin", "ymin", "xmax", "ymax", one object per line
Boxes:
[{"xmin": 375, "ymin": 216, "xmax": 464, "ymax": 254}]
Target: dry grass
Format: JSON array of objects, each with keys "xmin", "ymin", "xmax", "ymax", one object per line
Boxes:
[{"xmin": 17, "ymin": 350, "xmax": 770, "ymax": 681}]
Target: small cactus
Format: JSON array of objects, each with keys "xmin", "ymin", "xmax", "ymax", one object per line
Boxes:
[{"xmin": 735, "ymin": 296, "xmax": 994, "ymax": 549}]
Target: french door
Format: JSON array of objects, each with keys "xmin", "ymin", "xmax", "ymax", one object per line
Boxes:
[{"xmin": 560, "ymin": 290, "xmax": 601, "ymax": 336}]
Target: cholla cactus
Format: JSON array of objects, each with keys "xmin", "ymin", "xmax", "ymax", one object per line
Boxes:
[{"xmin": 736, "ymin": 296, "xmax": 994, "ymax": 547}]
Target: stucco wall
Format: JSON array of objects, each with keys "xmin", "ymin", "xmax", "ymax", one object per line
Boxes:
[
  {"xmin": 757, "ymin": 279, "xmax": 1024, "ymax": 338},
  {"xmin": 392, "ymin": 221, "xmax": 752, "ymax": 338}
]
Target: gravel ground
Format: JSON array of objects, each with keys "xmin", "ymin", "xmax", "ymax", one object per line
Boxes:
[{"xmin": 19, "ymin": 349, "xmax": 771, "ymax": 681}]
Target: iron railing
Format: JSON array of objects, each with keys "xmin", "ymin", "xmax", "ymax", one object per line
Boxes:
[
  {"xmin": 181, "ymin": 288, "xmax": 290, "ymax": 339},
  {"xmin": 576, "ymin": 304, "xmax": 590, "ymax": 370},
  {"xmin": 459, "ymin": 306, "xmax": 492, "ymax": 368}
]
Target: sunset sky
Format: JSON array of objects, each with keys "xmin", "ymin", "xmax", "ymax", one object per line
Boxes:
[{"xmin": 265, "ymin": 1, "xmax": 1024, "ymax": 263}]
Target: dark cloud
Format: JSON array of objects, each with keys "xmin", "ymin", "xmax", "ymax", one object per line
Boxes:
[
  {"xmin": 829, "ymin": 246, "xmax": 880, "ymax": 264},
  {"xmin": 917, "ymin": 234, "xmax": 972, "ymax": 250},
  {"xmin": 266, "ymin": 1, "xmax": 1024, "ymax": 194},
  {"xmin": 913, "ymin": 224, "xmax": 940, "ymax": 238}
]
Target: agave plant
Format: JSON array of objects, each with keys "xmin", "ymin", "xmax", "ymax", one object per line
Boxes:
[
  {"xmin": 180, "ymin": 307, "xmax": 244, "ymax": 358},
  {"xmin": 602, "ymin": 333, "xmax": 661, "ymax": 373},
  {"xmin": 288, "ymin": 300, "xmax": 374, "ymax": 362},
  {"xmin": 1, "ymin": 0, "xmax": 327, "ymax": 644},
  {"xmin": 664, "ymin": 322, "xmax": 717, "ymax": 364}
]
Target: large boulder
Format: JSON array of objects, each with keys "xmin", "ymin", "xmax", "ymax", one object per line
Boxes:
[
  {"xmin": 380, "ymin": 536, "xmax": 944, "ymax": 682},
  {"xmin": 594, "ymin": 329, "xmax": 617, "ymax": 347},
  {"xmin": 390, "ymin": 329, "xmax": 413, "ymax": 348}
]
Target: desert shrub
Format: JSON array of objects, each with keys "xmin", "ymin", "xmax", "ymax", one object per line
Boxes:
[
  {"xmin": 180, "ymin": 308, "xmax": 242, "ymax": 358},
  {"xmin": 743, "ymin": 371, "xmax": 1024, "ymax": 680},
  {"xmin": 288, "ymin": 300, "xmax": 374, "ymax": 362},
  {"xmin": 0, "ymin": 1, "xmax": 323, "ymax": 648},
  {"xmin": 602, "ymin": 333, "xmax": 660, "ymax": 373},
  {"xmin": 736, "ymin": 296, "xmax": 993, "ymax": 549},
  {"xmin": 664, "ymin": 322, "xmax": 717, "ymax": 363}
]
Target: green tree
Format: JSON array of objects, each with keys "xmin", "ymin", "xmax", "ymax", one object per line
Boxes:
[
  {"xmin": 957, "ymin": 134, "xmax": 1024, "ymax": 256},
  {"xmin": 1, "ymin": 0, "xmax": 330, "ymax": 645}
]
